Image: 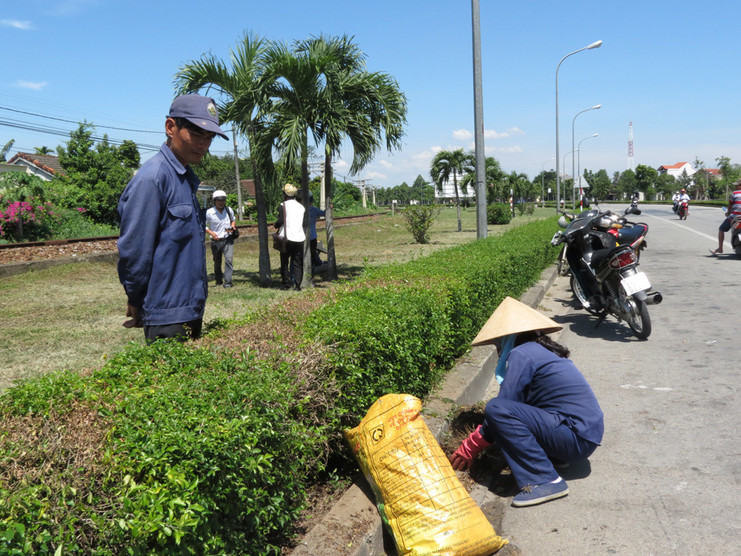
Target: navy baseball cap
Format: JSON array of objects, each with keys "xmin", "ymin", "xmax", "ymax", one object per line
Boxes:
[{"xmin": 168, "ymin": 94, "xmax": 229, "ymax": 140}]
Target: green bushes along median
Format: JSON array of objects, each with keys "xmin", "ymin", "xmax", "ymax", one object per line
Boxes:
[{"xmin": 0, "ymin": 217, "xmax": 559, "ymax": 555}]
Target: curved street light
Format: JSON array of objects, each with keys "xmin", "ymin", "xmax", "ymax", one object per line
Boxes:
[
  {"xmin": 554, "ymin": 40, "xmax": 603, "ymax": 213},
  {"xmin": 576, "ymin": 132, "xmax": 599, "ymax": 208},
  {"xmin": 571, "ymin": 104, "xmax": 601, "ymax": 207}
]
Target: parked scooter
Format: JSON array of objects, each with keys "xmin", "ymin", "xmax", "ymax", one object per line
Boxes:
[
  {"xmin": 557, "ymin": 202, "xmax": 648, "ymax": 274},
  {"xmin": 551, "ymin": 208, "xmax": 661, "ymax": 339}
]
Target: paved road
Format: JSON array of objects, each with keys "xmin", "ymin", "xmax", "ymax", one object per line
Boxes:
[{"xmin": 500, "ymin": 204, "xmax": 740, "ymax": 554}]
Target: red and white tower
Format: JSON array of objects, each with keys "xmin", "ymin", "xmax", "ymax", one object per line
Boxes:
[{"xmin": 627, "ymin": 121, "xmax": 635, "ymax": 171}]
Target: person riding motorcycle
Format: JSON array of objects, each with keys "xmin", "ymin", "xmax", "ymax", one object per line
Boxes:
[
  {"xmin": 672, "ymin": 191, "xmax": 680, "ymax": 213},
  {"xmin": 677, "ymin": 189, "xmax": 690, "ymax": 218},
  {"xmin": 711, "ymin": 180, "xmax": 741, "ymax": 255}
]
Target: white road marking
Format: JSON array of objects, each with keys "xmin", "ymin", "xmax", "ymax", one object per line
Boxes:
[{"xmin": 640, "ymin": 212, "xmax": 718, "ymax": 242}]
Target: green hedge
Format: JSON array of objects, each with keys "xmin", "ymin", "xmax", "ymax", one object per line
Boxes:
[{"xmin": 0, "ymin": 217, "xmax": 559, "ymax": 555}]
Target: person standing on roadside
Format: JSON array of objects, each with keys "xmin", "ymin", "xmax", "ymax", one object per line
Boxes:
[
  {"xmin": 274, "ymin": 183, "xmax": 306, "ymax": 290},
  {"xmin": 710, "ymin": 180, "xmax": 741, "ymax": 255},
  {"xmin": 117, "ymin": 94, "xmax": 229, "ymax": 343},
  {"xmin": 205, "ymin": 189, "xmax": 236, "ymax": 288},
  {"xmin": 305, "ymin": 191, "xmax": 325, "ymax": 269}
]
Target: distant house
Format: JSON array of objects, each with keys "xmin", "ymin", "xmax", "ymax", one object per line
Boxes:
[
  {"xmin": 657, "ymin": 162, "xmax": 695, "ymax": 180},
  {"xmin": 434, "ymin": 178, "xmax": 475, "ymax": 202},
  {"xmin": 6, "ymin": 152, "xmax": 65, "ymax": 181},
  {"xmin": 240, "ymin": 179, "xmax": 256, "ymax": 199}
]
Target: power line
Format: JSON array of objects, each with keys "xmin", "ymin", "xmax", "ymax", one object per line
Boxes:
[{"xmin": 0, "ymin": 105, "xmax": 161, "ymax": 134}]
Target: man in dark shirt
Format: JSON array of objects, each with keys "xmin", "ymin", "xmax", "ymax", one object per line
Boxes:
[{"xmin": 117, "ymin": 94, "xmax": 229, "ymax": 343}]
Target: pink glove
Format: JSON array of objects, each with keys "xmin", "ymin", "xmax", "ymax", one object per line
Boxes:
[{"xmin": 450, "ymin": 426, "xmax": 491, "ymax": 470}]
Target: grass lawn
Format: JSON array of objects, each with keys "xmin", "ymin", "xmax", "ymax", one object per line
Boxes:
[{"xmin": 0, "ymin": 206, "xmax": 554, "ymax": 391}]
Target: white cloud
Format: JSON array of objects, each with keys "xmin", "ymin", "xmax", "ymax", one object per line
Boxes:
[
  {"xmin": 15, "ymin": 80, "xmax": 48, "ymax": 90},
  {"xmin": 379, "ymin": 160, "xmax": 393, "ymax": 168},
  {"xmin": 1, "ymin": 19, "xmax": 33, "ymax": 30},
  {"xmin": 487, "ymin": 145, "xmax": 523, "ymax": 154},
  {"xmin": 452, "ymin": 129, "xmax": 472, "ymax": 140},
  {"xmin": 333, "ymin": 159, "xmax": 349, "ymax": 170},
  {"xmin": 484, "ymin": 127, "xmax": 526, "ymax": 140},
  {"xmin": 365, "ymin": 171, "xmax": 387, "ymax": 180}
]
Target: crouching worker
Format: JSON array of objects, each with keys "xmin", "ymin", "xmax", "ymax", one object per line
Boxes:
[{"xmin": 450, "ymin": 297, "xmax": 604, "ymax": 507}]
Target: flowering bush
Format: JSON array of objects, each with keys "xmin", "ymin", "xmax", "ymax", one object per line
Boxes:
[{"xmin": 0, "ymin": 196, "xmax": 58, "ymax": 242}]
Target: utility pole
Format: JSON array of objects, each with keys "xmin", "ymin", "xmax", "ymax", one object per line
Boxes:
[
  {"xmin": 471, "ymin": 0, "xmax": 487, "ymax": 238},
  {"xmin": 232, "ymin": 129, "xmax": 242, "ymax": 220}
]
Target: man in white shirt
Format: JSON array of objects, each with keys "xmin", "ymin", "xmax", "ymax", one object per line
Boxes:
[{"xmin": 205, "ymin": 190, "xmax": 236, "ymax": 288}]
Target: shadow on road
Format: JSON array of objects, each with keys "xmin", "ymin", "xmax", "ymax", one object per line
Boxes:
[{"xmin": 550, "ymin": 296, "xmax": 642, "ymax": 343}]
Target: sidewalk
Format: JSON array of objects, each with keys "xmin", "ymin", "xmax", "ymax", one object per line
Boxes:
[{"xmin": 291, "ymin": 265, "xmax": 559, "ymax": 556}]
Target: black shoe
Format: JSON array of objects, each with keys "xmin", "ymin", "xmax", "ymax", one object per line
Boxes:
[
  {"xmin": 215, "ymin": 280, "xmax": 223, "ymax": 286},
  {"xmin": 280, "ymin": 284, "xmax": 290, "ymax": 290},
  {"xmin": 223, "ymin": 283, "xmax": 232, "ymax": 288}
]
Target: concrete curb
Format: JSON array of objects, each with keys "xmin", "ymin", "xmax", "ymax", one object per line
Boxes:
[{"xmin": 292, "ymin": 265, "xmax": 558, "ymax": 556}]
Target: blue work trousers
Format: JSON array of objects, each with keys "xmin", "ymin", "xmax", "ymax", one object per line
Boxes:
[{"xmin": 481, "ymin": 398, "xmax": 598, "ymax": 488}]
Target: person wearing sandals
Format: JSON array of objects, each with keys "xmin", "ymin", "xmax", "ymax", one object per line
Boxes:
[{"xmin": 450, "ymin": 297, "xmax": 604, "ymax": 507}]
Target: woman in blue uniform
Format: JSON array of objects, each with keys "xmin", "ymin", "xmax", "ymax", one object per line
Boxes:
[{"xmin": 450, "ymin": 297, "xmax": 604, "ymax": 507}]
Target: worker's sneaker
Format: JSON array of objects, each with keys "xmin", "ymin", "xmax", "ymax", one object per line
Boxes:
[{"xmin": 512, "ymin": 480, "xmax": 569, "ymax": 507}]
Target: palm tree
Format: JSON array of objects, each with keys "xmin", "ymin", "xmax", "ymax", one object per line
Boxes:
[
  {"xmin": 34, "ymin": 146, "xmax": 53, "ymax": 155},
  {"xmin": 175, "ymin": 33, "xmax": 275, "ymax": 285},
  {"xmin": 462, "ymin": 155, "xmax": 504, "ymax": 205},
  {"xmin": 431, "ymin": 149, "xmax": 473, "ymax": 232},
  {"xmin": 296, "ymin": 35, "xmax": 406, "ymax": 280}
]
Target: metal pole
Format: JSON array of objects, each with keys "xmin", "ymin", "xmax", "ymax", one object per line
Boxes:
[
  {"xmin": 471, "ymin": 0, "xmax": 487, "ymax": 238},
  {"xmin": 554, "ymin": 40, "xmax": 603, "ymax": 214},
  {"xmin": 232, "ymin": 129, "xmax": 243, "ymax": 220}
]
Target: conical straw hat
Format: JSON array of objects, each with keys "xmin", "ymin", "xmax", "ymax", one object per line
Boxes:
[{"xmin": 472, "ymin": 296, "xmax": 562, "ymax": 346}]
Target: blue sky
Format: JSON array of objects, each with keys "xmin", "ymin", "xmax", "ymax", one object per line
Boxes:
[{"xmin": 2, "ymin": 0, "xmax": 739, "ymax": 189}]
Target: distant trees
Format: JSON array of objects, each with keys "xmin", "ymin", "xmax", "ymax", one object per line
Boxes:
[{"xmin": 54, "ymin": 123, "xmax": 139, "ymax": 224}]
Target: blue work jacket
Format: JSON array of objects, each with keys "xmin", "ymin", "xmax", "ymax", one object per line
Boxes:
[{"xmin": 117, "ymin": 143, "xmax": 207, "ymax": 326}]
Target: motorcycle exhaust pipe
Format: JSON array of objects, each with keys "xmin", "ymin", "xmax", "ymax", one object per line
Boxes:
[{"xmin": 643, "ymin": 291, "xmax": 663, "ymax": 305}]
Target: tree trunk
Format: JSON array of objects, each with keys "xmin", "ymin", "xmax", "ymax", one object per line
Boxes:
[
  {"xmin": 454, "ymin": 171, "xmax": 462, "ymax": 232},
  {"xmin": 324, "ymin": 150, "xmax": 338, "ymax": 280},
  {"xmin": 250, "ymin": 158, "xmax": 272, "ymax": 286},
  {"xmin": 300, "ymin": 143, "xmax": 313, "ymax": 289}
]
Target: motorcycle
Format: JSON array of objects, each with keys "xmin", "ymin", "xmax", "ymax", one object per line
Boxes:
[
  {"xmin": 677, "ymin": 200, "xmax": 689, "ymax": 220},
  {"xmin": 551, "ymin": 208, "xmax": 662, "ymax": 339},
  {"xmin": 731, "ymin": 214, "xmax": 741, "ymax": 257},
  {"xmin": 557, "ymin": 203, "xmax": 648, "ymax": 275}
]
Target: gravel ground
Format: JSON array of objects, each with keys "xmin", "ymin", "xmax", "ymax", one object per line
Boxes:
[{"xmin": 0, "ymin": 239, "xmax": 119, "ymax": 265}]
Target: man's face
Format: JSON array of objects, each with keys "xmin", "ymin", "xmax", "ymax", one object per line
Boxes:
[
  {"xmin": 214, "ymin": 197, "xmax": 226, "ymax": 208},
  {"xmin": 166, "ymin": 117, "xmax": 215, "ymax": 166}
]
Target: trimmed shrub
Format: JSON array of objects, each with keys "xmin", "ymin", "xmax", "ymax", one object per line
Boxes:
[{"xmin": 487, "ymin": 202, "xmax": 512, "ymax": 224}]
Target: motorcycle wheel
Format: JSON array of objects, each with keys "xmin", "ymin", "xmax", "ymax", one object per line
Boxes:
[
  {"xmin": 625, "ymin": 297, "xmax": 651, "ymax": 340},
  {"xmin": 570, "ymin": 274, "xmax": 600, "ymax": 315},
  {"xmin": 557, "ymin": 245, "xmax": 570, "ymax": 276}
]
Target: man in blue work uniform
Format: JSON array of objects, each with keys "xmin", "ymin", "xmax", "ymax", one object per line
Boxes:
[
  {"xmin": 450, "ymin": 297, "xmax": 604, "ymax": 507},
  {"xmin": 117, "ymin": 94, "xmax": 229, "ymax": 343}
]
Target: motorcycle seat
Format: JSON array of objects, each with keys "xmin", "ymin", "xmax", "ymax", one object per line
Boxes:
[{"xmin": 589, "ymin": 245, "xmax": 631, "ymax": 270}]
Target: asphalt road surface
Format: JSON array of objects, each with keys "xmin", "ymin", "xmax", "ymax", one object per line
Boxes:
[{"xmin": 500, "ymin": 204, "xmax": 740, "ymax": 554}]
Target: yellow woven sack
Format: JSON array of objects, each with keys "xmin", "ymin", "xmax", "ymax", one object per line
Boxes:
[{"xmin": 345, "ymin": 393, "xmax": 507, "ymax": 556}]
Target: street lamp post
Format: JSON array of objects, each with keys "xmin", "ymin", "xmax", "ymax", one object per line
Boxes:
[
  {"xmin": 571, "ymin": 104, "xmax": 601, "ymax": 208},
  {"xmin": 555, "ymin": 40, "xmax": 602, "ymax": 213},
  {"xmin": 577, "ymin": 133, "xmax": 599, "ymax": 208}
]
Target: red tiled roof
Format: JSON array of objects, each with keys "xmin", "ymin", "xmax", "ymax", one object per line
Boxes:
[
  {"xmin": 659, "ymin": 162, "xmax": 689, "ymax": 170},
  {"xmin": 7, "ymin": 152, "xmax": 65, "ymax": 176}
]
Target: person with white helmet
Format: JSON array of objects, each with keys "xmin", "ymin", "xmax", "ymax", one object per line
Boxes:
[
  {"xmin": 450, "ymin": 297, "xmax": 604, "ymax": 507},
  {"xmin": 205, "ymin": 189, "xmax": 236, "ymax": 288}
]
